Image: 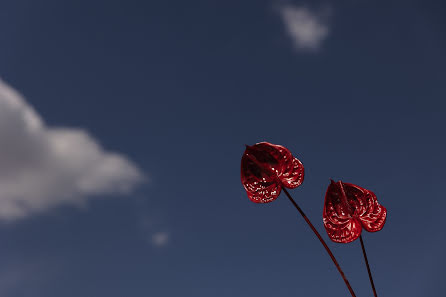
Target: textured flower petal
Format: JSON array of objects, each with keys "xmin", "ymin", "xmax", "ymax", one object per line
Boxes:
[
  {"xmin": 240, "ymin": 142, "xmax": 304, "ymax": 203},
  {"xmin": 241, "ymin": 144, "xmax": 282, "ymax": 203},
  {"xmin": 323, "ymin": 181, "xmax": 362, "ymax": 243},
  {"xmin": 255, "ymin": 143, "xmax": 304, "ymax": 189},
  {"xmin": 241, "ymin": 153, "xmax": 282, "ymax": 203},
  {"xmin": 341, "ymin": 183, "xmax": 387, "ymax": 233},
  {"xmin": 280, "ymin": 157, "xmax": 305, "ymax": 189},
  {"xmin": 323, "ymin": 215, "xmax": 362, "ymax": 243},
  {"xmin": 357, "ymin": 190, "xmax": 387, "ymax": 232},
  {"xmin": 245, "ymin": 182, "xmax": 282, "ymax": 203},
  {"xmin": 323, "ymin": 181, "xmax": 387, "ymax": 243}
]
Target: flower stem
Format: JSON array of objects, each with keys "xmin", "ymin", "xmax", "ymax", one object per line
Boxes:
[
  {"xmin": 360, "ymin": 235, "xmax": 378, "ymax": 297},
  {"xmin": 282, "ymin": 188, "xmax": 356, "ymax": 297}
]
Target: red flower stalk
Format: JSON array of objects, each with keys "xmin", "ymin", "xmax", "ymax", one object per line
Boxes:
[
  {"xmin": 323, "ymin": 180, "xmax": 387, "ymax": 297},
  {"xmin": 241, "ymin": 142, "xmax": 356, "ymax": 297}
]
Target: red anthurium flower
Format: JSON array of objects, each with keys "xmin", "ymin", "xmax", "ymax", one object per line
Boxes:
[
  {"xmin": 241, "ymin": 144, "xmax": 358, "ymax": 296},
  {"xmin": 323, "ymin": 180, "xmax": 387, "ymax": 243},
  {"xmin": 241, "ymin": 142, "xmax": 304, "ymax": 203}
]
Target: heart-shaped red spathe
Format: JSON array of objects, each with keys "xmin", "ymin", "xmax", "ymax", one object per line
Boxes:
[
  {"xmin": 323, "ymin": 180, "xmax": 387, "ymax": 243},
  {"xmin": 241, "ymin": 142, "xmax": 304, "ymax": 203}
]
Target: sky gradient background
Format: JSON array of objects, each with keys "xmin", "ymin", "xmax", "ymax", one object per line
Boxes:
[{"xmin": 1, "ymin": 0, "xmax": 446, "ymax": 296}]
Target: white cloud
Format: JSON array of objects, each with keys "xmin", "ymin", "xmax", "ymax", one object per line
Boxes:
[
  {"xmin": 0, "ymin": 79, "xmax": 144, "ymax": 220},
  {"xmin": 278, "ymin": 5, "xmax": 330, "ymax": 51},
  {"xmin": 151, "ymin": 232, "xmax": 169, "ymax": 247}
]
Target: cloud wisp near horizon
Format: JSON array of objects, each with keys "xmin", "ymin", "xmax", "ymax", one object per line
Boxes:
[{"xmin": 0, "ymin": 79, "xmax": 145, "ymax": 221}]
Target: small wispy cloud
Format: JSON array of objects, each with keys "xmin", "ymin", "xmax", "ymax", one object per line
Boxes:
[
  {"xmin": 278, "ymin": 5, "xmax": 330, "ymax": 51},
  {"xmin": 0, "ymin": 79, "xmax": 145, "ymax": 221},
  {"xmin": 151, "ymin": 231, "xmax": 169, "ymax": 247},
  {"xmin": 139, "ymin": 212, "xmax": 170, "ymax": 248},
  {"xmin": 0, "ymin": 258, "xmax": 55, "ymax": 297}
]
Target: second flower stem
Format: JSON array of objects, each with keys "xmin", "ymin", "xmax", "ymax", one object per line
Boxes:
[
  {"xmin": 360, "ymin": 235, "xmax": 378, "ymax": 297},
  {"xmin": 282, "ymin": 188, "xmax": 356, "ymax": 297}
]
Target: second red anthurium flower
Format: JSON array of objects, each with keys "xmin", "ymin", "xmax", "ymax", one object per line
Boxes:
[
  {"xmin": 241, "ymin": 142, "xmax": 304, "ymax": 203},
  {"xmin": 323, "ymin": 180, "xmax": 387, "ymax": 243}
]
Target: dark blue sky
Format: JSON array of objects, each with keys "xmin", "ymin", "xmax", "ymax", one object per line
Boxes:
[{"xmin": 1, "ymin": 0, "xmax": 445, "ymax": 296}]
